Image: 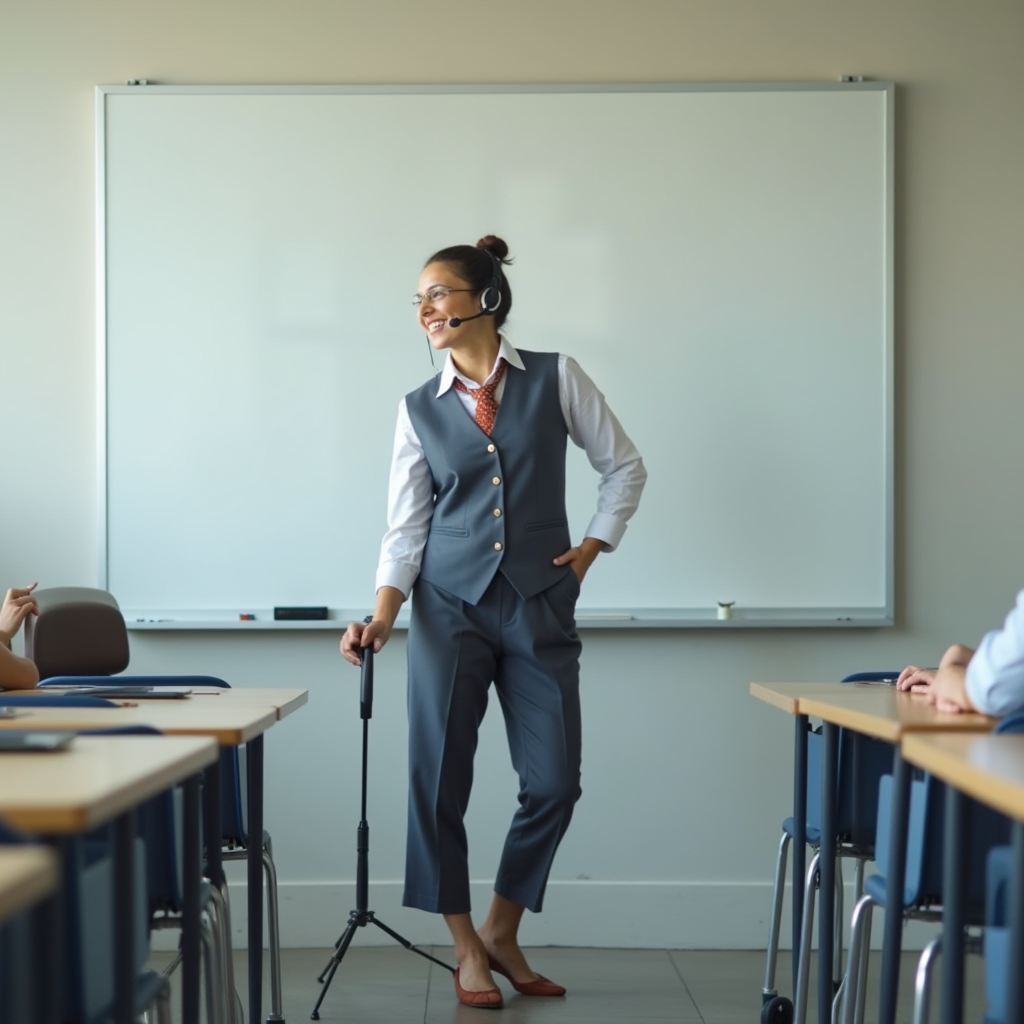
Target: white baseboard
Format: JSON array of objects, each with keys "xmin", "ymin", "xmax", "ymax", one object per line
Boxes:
[{"xmin": 152, "ymin": 879, "xmax": 942, "ymax": 952}]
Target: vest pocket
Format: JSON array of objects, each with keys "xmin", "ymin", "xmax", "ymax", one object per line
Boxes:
[
  {"xmin": 526, "ymin": 517, "xmax": 569, "ymax": 533},
  {"xmin": 428, "ymin": 525, "xmax": 469, "ymax": 538}
]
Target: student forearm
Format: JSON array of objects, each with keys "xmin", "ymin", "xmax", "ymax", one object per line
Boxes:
[{"xmin": 0, "ymin": 647, "xmax": 39, "ymax": 689}]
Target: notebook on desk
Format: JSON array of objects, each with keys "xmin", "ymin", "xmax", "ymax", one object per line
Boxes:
[
  {"xmin": 0, "ymin": 731, "xmax": 76, "ymax": 752},
  {"xmin": 49, "ymin": 686, "xmax": 192, "ymax": 698}
]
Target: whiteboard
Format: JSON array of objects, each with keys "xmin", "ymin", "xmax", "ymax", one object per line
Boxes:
[{"xmin": 97, "ymin": 83, "xmax": 894, "ymax": 628}]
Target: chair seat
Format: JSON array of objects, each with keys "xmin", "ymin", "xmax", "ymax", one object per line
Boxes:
[{"xmin": 783, "ymin": 816, "xmax": 822, "ymax": 847}]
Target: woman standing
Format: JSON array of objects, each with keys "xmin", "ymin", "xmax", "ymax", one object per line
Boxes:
[{"xmin": 341, "ymin": 235, "xmax": 646, "ymax": 1008}]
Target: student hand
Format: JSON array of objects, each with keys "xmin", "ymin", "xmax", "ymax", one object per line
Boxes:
[
  {"xmin": 0, "ymin": 583, "xmax": 39, "ymax": 644},
  {"xmin": 896, "ymin": 665, "xmax": 935, "ymax": 691},
  {"xmin": 340, "ymin": 619, "xmax": 391, "ymax": 667},
  {"xmin": 553, "ymin": 538, "xmax": 603, "ymax": 585}
]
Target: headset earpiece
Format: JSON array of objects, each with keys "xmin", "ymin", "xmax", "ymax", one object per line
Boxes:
[{"xmin": 479, "ymin": 251, "xmax": 503, "ymax": 315}]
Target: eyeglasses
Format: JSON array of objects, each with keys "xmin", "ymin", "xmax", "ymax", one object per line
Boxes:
[{"xmin": 412, "ymin": 285, "xmax": 478, "ymax": 307}]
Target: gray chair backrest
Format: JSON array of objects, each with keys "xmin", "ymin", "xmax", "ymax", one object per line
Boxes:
[{"xmin": 24, "ymin": 587, "xmax": 130, "ymax": 679}]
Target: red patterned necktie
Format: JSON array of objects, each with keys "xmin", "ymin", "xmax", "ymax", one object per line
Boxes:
[{"xmin": 453, "ymin": 359, "xmax": 506, "ymax": 436}]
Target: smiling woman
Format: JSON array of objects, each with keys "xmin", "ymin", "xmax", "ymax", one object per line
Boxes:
[{"xmin": 339, "ymin": 234, "xmax": 647, "ymax": 1007}]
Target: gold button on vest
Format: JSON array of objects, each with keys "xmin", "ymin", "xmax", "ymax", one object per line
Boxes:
[
  {"xmin": 493, "ymin": 509, "xmax": 501, "ymax": 517},
  {"xmin": 487, "ymin": 443, "xmax": 496, "ymax": 453},
  {"xmin": 492, "ymin": 476, "xmax": 501, "ymax": 485},
  {"xmin": 494, "ymin": 542, "xmax": 503, "ymax": 551}
]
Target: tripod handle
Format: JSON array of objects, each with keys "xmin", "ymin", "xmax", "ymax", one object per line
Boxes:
[{"xmin": 359, "ymin": 643, "xmax": 374, "ymax": 720}]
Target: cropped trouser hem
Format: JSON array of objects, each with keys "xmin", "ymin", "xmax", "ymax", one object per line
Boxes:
[
  {"xmin": 494, "ymin": 880, "xmax": 546, "ymax": 914},
  {"xmin": 402, "ymin": 890, "xmax": 468, "ymax": 915}
]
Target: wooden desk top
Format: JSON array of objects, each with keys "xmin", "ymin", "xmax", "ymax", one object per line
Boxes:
[
  {"xmin": 797, "ymin": 687, "xmax": 994, "ymax": 741},
  {"xmin": 0, "ymin": 703, "xmax": 276, "ymax": 746},
  {"xmin": 750, "ymin": 682, "xmax": 859, "ymax": 714},
  {"xmin": 162, "ymin": 687, "xmax": 308, "ymax": 720},
  {"xmin": 0, "ymin": 847, "xmax": 59, "ymax": 921},
  {"xmin": 751, "ymin": 682, "xmax": 994, "ymax": 739},
  {"xmin": 902, "ymin": 732, "xmax": 1024, "ymax": 822},
  {"xmin": 0, "ymin": 735, "xmax": 217, "ymax": 833}
]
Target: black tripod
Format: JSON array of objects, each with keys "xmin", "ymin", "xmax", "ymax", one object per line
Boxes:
[{"xmin": 310, "ymin": 644, "xmax": 454, "ymax": 1021}]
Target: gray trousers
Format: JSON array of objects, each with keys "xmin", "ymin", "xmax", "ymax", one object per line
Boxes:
[{"xmin": 403, "ymin": 570, "xmax": 583, "ymax": 915}]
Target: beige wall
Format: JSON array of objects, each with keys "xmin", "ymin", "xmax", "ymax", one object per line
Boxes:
[{"xmin": 2, "ymin": 0, "xmax": 1022, "ymax": 949}]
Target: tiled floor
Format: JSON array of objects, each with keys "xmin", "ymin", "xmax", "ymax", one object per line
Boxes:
[{"xmin": 151, "ymin": 944, "xmax": 988, "ymax": 1023}]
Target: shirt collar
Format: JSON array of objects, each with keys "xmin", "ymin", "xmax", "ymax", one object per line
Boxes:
[{"xmin": 435, "ymin": 336, "xmax": 525, "ymax": 398}]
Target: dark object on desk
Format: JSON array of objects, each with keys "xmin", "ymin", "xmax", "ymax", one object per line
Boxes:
[
  {"xmin": 840, "ymin": 671, "xmax": 901, "ymax": 686},
  {"xmin": 0, "ymin": 694, "xmax": 119, "ymax": 708},
  {"xmin": 310, "ymin": 647, "xmax": 454, "ymax": 1020},
  {"xmin": 48, "ymin": 686, "xmax": 192, "ymax": 699},
  {"xmin": 273, "ymin": 606, "xmax": 328, "ymax": 621},
  {"xmin": 24, "ymin": 587, "xmax": 130, "ymax": 679},
  {"xmin": 0, "ymin": 731, "xmax": 75, "ymax": 752}
]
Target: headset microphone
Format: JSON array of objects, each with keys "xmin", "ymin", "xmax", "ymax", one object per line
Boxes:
[{"xmin": 447, "ymin": 311, "xmax": 488, "ymax": 329}]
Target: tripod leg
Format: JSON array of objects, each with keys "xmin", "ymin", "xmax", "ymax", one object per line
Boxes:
[
  {"xmin": 310, "ymin": 915, "xmax": 361, "ymax": 1020},
  {"xmin": 316, "ymin": 933, "xmax": 346, "ymax": 985},
  {"xmin": 368, "ymin": 917, "xmax": 456, "ymax": 973}
]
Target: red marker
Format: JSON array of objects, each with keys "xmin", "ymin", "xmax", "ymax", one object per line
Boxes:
[{"xmin": 239, "ymin": 614, "xmax": 256, "ymax": 621}]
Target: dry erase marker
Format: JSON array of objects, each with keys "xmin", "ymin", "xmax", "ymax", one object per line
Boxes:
[{"xmin": 240, "ymin": 614, "xmax": 256, "ymax": 621}]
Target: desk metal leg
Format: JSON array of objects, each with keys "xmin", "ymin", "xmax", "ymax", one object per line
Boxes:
[
  {"xmin": 113, "ymin": 809, "xmax": 137, "ymax": 1024},
  {"xmin": 183, "ymin": 774, "xmax": 202, "ymax": 1024},
  {"xmin": 793, "ymin": 714, "xmax": 808, "ymax": 996},
  {"xmin": 36, "ymin": 838, "xmax": 65, "ymax": 1024},
  {"xmin": 878, "ymin": 749, "xmax": 912, "ymax": 1024},
  {"xmin": 204, "ymin": 756, "xmax": 224, "ymax": 889},
  {"xmin": 818, "ymin": 723, "xmax": 839, "ymax": 1024},
  {"xmin": 1007, "ymin": 821, "xmax": 1024, "ymax": 1024},
  {"xmin": 247, "ymin": 735, "xmax": 265, "ymax": 1024},
  {"xmin": 939, "ymin": 786, "xmax": 967, "ymax": 1024}
]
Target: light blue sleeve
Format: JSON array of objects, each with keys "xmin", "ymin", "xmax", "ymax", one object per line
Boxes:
[{"xmin": 966, "ymin": 588, "xmax": 1024, "ymax": 716}]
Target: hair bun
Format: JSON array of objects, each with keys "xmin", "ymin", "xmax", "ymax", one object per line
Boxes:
[{"xmin": 477, "ymin": 235, "xmax": 511, "ymax": 264}]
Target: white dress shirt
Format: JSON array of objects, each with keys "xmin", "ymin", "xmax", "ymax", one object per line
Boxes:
[
  {"xmin": 966, "ymin": 587, "xmax": 1024, "ymax": 716},
  {"xmin": 376, "ymin": 337, "xmax": 647, "ymax": 598}
]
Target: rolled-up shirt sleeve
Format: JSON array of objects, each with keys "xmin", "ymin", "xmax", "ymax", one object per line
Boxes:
[
  {"xmin": 375, "ymin": 399, "xmax": 433, "ymax": 598},
  {"xmin": 559, "ymin": 355, "xmax": 647, "ymax": 551},
  {"xmin": 966, "ymin": 588, "xmax": 1024, "ymax": 716}
]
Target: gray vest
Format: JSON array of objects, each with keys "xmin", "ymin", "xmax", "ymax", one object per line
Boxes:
[{"xmin": 406, "ymin": 350, "xmax": 570, "ymax": 605}]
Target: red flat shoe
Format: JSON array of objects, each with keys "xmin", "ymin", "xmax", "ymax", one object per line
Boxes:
[
  {"xmin": 488, "ymin": 954, "xmax": 567, "ymax": 997},
  {"xmin": 454, "ymin": 967, "xmax": 504, "ymax": 1009}
]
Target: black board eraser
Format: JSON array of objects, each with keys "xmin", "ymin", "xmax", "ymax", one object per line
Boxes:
[{"xmin": 273, "ymin": 606, "xmax": 329, "ymax": 621}]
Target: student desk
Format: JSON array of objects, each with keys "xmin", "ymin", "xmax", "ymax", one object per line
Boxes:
[
  {"xmin": 749, "ymin": 683, "xmax": 879, "ymax": 1002},
  {"xmin": 0, "ymin": 845, "xmax": 60, "ymax": 1021},
  {"xmin": 751, "ymin": 683, "xmax": 994, "ymax": 1024},
  {"xmin": 0, "ymin": 701, "xmax": 279, "ymax": 1024},
  {"xmin": 0, "ymin": 735, "xmax": 216, "ymax": 1024},
  {"xmin": 0, "ymin": 846, "xmax": 58, "ymax": 921},
  {"xmin": 178, "ymin": 687, "xmax": 309, "ymax": 720},
  {"xmin": 902, "ymin": 732, "xmax": 1024, "ymax": 1024}
]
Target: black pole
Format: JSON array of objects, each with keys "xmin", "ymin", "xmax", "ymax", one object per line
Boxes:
[{"xmin": 310, "ymin": 644, "xmax": 454, "ymax": 1022}]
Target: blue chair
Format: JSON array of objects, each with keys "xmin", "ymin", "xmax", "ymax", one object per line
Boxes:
[
  {"xmin": 841, "ymin": 768, "xmax": 1010, "ymax": 1024},
  {"xmin": 26, "ymin": 585, "xmax": 283, "ymax": 1023},
  {"xmin": 762, "ymin": 674, "xmax": 895, "ymax": 1024}
]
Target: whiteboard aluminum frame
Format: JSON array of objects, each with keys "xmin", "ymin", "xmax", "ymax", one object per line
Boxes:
[{"xmin": 95, "ymin": 80, "xmax": 895, "ymax": 629}]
